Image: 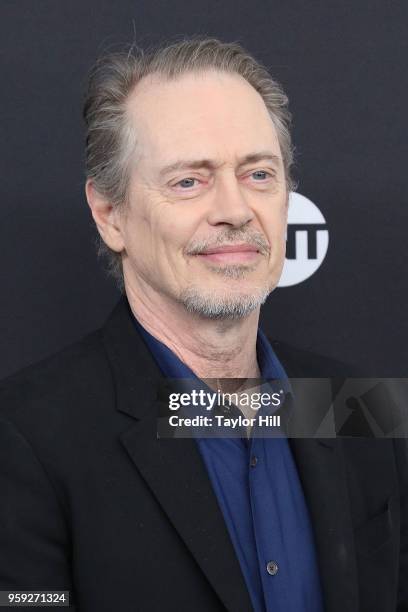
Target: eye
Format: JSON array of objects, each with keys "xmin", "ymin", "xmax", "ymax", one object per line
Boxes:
[
  {"xmin": 251, "ymin": 170, "xmax": 270, "ymax": 181},
  {"xmin": 176, "ymin": 177, "xmax": 198, "ymax": 189}
]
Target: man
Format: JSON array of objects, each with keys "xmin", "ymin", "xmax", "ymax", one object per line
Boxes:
[{"xmin": 0, "ymin": 38, "xmax": 406, "ymax": 612}]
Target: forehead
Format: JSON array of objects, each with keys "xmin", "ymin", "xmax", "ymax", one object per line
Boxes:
[{"xmin": 126, "ymin": 70, "xmax": 281, "ymax": 163}]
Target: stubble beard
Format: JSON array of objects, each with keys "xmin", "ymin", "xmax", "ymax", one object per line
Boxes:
[{"xmin": 179, "ymin": 264, "xmax": 274, "ymax": 320}]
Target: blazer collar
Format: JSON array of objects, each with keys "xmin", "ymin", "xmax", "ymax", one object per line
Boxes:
[
  {"xmin": 101, "ymin": 296, "xmax": 254, "ymax": 611},
  {"xmin": 101, "ymin": 296, "xmax": 359, "ymax": 612}
]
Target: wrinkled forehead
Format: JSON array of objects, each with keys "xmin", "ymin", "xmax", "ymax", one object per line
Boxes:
[{"xmin": 125, "ymin": 70, "xmax": 281, "ymax": 166}]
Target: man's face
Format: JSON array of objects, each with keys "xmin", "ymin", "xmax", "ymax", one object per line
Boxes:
[{"xmin": 120, "ymin": 70, "xmax": 288, "ymax": 319}]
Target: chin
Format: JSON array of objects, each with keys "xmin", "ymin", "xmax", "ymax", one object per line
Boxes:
[{"xmin": 179, "ymin": 283, "xmax": 272, "ymax": 320}]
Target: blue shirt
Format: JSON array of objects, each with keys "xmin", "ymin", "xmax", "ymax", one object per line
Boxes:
[{"xmin": 134, "ymin": 318, "xmax": 324, "ymax": 612}]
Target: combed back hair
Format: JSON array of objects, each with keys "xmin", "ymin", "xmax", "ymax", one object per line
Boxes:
[{"xmin": 83, "ymin": 37, "xmax": 295, "ymax": 288}]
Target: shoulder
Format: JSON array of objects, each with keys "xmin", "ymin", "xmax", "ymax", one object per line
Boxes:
[{"xmin": 0, "ymin": 329, "xmax": 113, "ymax": 431}]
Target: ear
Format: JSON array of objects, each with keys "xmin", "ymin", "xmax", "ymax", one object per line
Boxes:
[{"xmin": 85, "ymin": 180, "xmax": 125, "ymax": 253}]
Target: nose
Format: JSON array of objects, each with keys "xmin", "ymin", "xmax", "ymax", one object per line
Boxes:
[{"xmin": 206, "ymin": 173, "xmax": 255, "ymax": 228}]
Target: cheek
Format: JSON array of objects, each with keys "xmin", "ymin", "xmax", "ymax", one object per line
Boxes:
[
  {"xmin": 264, "ymin": 208, "xmax": 287, "ymax": 251},
  {"xmin": 121, "ymin": 206, "xmax": 159, "ymax": 273},
  {"xmin": 136, "ymin": 207, "xmax": 196, "ymax": 271},
  {"xmin": 158, "ymin": 206, "xmax": 202, "ymax": 256}
]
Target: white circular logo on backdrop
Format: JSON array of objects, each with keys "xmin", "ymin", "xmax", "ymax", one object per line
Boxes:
[{"xmin": 278, "ymin": 192, "xmax": 329, "ymax": 287}]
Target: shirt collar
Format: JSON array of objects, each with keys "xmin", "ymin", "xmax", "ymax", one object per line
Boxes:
[{"xmin": 133, "ymin": 315, "xmax": 289, "ymax": 385}]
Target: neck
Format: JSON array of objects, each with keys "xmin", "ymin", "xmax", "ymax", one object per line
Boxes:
[{"xmin": 125, "ymin": 282, "xmax": 261, "ymax": 380}]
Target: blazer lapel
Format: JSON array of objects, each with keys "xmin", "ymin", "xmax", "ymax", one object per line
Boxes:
[
  {"xmin": 275, "ymin": 343, "xmax": 360, "ymax": 612},
  {"xmin": 102, "ymin": 298, "xmax": 253, "ymax": 612},
  {"xmin": 289, "ymin": 438, "xmax": 359, "ymax": 612},
  {"xmin": 120, "ymin": 417, "xmax": 253, "ymax": 612}
]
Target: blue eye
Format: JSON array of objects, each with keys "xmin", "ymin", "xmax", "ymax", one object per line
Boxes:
[
  {"xmin": 252, "ymin": 170, "xmax": 268, "ymax": 180},
  {"xmin": 177, "ymin": 178, "xmax": 197, "ymax": 188}
]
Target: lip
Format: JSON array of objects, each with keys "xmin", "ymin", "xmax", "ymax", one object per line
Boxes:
[
  {"xmin": 196, "ymin": 244, "xmax": 260, "ymax": 264},
  {"xmin": 199, "ymin": 244, "xmax": 259, "ymax": 255}
]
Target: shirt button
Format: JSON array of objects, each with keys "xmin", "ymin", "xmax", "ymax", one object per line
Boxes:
[
  {"xmin": 250, "ymin": 455, "xmax": 258, "ymax": 467},
  {"xmin": 266, "ymin": 561, "xmax": 279, "ymax": 576}
]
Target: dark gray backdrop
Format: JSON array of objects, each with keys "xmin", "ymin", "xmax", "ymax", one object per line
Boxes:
[{"xmin": 1, "ymin": 0, "xmax": 407, "ymax": 379}]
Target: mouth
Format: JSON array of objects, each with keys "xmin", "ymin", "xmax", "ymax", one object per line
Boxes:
[{"xmin": 195, "ymin": 244, "xmax": 261, "ymax": 264}]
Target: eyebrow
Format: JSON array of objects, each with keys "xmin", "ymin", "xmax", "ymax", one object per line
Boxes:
[{"xmin": 158, "ymin": 151, "xmax": 282, "ymax": 178}]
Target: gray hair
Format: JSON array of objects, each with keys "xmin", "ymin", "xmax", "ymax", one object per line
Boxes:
[{"xmin": 83, "ymin": 37, "xmax": 295, "ymax": 289}]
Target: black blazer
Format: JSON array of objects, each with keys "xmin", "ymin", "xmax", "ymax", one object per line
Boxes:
[{"xmin": 0, "ymin": 297, "xmax": 407, "ymax": 612}]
